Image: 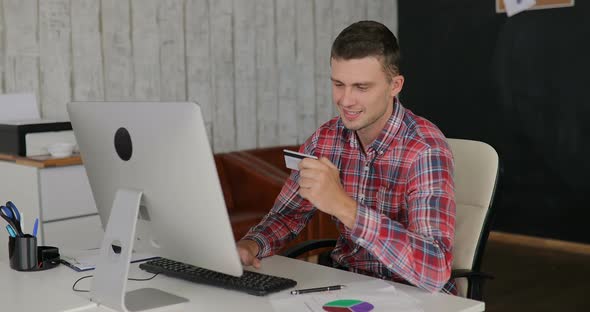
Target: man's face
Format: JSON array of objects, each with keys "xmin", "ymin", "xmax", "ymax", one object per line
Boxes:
[{"xmin": 331, "ymin": 57, "xmax": 403, "ymax": 140}]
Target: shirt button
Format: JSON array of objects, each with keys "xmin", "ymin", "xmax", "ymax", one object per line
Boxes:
[
  {"xmin": 364, "ymin": 165, "xmax": 370, "ymax": 171},
  {"xmin": 359, "ymin": 194, "xmax": 365, "ymax": 201}
]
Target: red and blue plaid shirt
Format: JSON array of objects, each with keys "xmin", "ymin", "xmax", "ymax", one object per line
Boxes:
[{"xmin": 244, "ymin": 100, "xmax": 456, "ymax": 294}]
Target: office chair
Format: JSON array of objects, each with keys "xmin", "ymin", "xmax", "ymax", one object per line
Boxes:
[{"xmin": 282, "ymin": 138, "xmax": 500, "ymax": 301}]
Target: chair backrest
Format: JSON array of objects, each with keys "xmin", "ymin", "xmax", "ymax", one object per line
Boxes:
[{"xmin": 447, "ymin": 139, "xmax": 499, "ymax": 297}]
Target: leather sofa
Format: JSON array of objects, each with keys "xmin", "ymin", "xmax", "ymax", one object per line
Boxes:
[
  {"xmin": 217, "ymin": 146, "xmax": 339, "ymax": 254},
  {"xmin": 214, "ymin": 152, "xmax": 283, "ymax": 240}
]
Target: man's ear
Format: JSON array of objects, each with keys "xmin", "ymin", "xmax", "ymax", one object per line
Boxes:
[{"xmin": 390, "ymin": 75, "xmax": 404, "ymax": 98}]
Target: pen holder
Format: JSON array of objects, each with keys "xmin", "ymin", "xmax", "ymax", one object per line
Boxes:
[
  {"xmin": 9, "ymin": 235, "xmax": 37, "ymax": 271},
  {"xmin": 8, "ymin": 235, "xmax": 60, "ymax": 271}
]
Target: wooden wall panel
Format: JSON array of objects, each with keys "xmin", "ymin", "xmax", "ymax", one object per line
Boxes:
[
  {"xmin": 101, "ymin": 0, "xmax": 133, "ymax": 101},
  {"xmin": 276, "ymin": 0, "xmax": 298, "ymax": 145},
  {"xmin": 210, "ymin": 0, "xmax": 235, "ymax": 152},
  {"xmin": 314, "ymin": 0, "xmax": 334, "ymax": 128},
  {"xmin": 233, "ymin": 0, "xmax": 257, "ymax": 150},
  {"xmin": 185, "ymin": 0, "xmax": 213, "ymax": 142},
  {"xmin": 295, "ymin": 0, "xmax": 315, "ymax": 143},
  {"xmin": 4, "ymin": 0, "xmax": 39, "ymax": 105},
  {"xmin": 158, "ymin": 0, "xmax": 186, "ymax": 101},
  {"xmin": 39, "ymin": 0, "xmax": 71, "ymax": 120},
  {"xmin": 256, "ymin": 0, "xmax": 278, "ymax": 148},
  {"xmin": 0, "ymin": 2, "xmax": 4, "ymax": 94},
  {"xmin": 71, "ymin": 0, "xmax": 104, "ymax": 101},
  {"xmin": 131, "ymin": 0, "xmax": 160, "ymax": 101}
]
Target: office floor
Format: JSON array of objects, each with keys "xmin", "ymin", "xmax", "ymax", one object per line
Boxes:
[{"xmin": 481, "ymin": 239, "xmax": 590, "ymax": 312}]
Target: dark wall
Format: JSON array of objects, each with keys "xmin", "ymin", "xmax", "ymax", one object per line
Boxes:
[{"xmin": 399, "ymin": 2, "xmax": 590, "ymax": 243}]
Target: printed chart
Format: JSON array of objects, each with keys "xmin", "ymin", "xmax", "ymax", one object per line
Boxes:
[{"xmin": 322, "ymin": 299, "xmax": 374, "ymax": 312}]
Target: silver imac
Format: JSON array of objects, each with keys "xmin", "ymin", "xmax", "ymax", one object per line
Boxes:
[{"xmin": 68, "ymin": 101, "xmax": 242, "ymax": 311}]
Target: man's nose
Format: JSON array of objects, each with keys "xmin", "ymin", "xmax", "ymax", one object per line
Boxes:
[{"xmin": 339, "ymin": 88, "xmax": 355, "ymax": 107}]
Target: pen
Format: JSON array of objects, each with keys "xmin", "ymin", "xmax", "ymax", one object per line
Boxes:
[
  {"xmin": 20, "ymin": 211, "xmax": 24, "ymax": 234},
  {"xmin": 32, "ymin": 218, "xmax": 39, "ymax": 237},
  {"xmin": 290, "ymin": 285, "xmax": 346, "ymax": 295}
]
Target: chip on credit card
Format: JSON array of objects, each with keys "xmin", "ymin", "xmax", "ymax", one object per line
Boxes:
[{"xmin": 283, "ymin": 149, "xmax": 318, "ymax": 171}]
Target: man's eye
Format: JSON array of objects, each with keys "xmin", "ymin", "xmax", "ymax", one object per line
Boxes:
[{"xmin": 357, "ymin": 86, "xmax": 368, "ymax": 91}]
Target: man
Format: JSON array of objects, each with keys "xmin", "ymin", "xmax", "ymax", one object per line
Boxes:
[{"xmin": 237, "ymin": 20, "xmax": 456, "ymax": 294}]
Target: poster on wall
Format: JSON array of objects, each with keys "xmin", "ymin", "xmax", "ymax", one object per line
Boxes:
[{"xmin": 496, "ymin": 0, "xmax": 575, "ymax": 16}]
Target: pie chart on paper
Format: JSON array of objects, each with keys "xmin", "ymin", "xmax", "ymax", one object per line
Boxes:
[{"xmin": 322, "ymin": 299, "xmax": 374, "ymax": 312}]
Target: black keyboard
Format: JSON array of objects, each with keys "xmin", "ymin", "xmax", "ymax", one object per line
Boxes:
[{"xmin": 139, "ymin": 257, "xmax": 297, "ymax": 296}]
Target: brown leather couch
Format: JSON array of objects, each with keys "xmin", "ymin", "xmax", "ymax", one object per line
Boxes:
[
  {"xmin": 214, "ymin": 152, "xmax": 283, "ymax": 240},
  {"xmin": 216, "ymin": 145, "xmax": 339, "ymax": 257},
  {"xmin": 226, "ymin": 146, "xmax": 340, "ymax": 244}
]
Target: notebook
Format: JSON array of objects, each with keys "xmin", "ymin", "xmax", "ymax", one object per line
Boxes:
[{"xmin": 60, "ymin": 248, "xmax": 159, "ymax": 272}]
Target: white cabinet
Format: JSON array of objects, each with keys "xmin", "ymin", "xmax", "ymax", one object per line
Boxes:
[
  {"xmin": 43, "ymin": 214, "xmax": 103, "ymax": 250},
  {"xmin": 39, "ymin": 166, "xmax": 98, "ymax": 220},
  {"xmin": 0, "ymin": 158, "xmax": 103, "ymax": 260}
]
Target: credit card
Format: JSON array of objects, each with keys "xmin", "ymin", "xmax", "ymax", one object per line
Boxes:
[{"xmin": 283, "ymin": 149, "xmax": 318, "ymax": 171}]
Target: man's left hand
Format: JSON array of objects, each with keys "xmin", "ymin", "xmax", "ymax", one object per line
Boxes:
[{"xmin": 298, "ymin": 157, "xmax": 357, "ymax": 228}]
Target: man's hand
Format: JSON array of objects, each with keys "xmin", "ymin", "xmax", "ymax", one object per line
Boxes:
[
  {"xmin": 298, "ymin": 157, "xmax": 357, "ymax": 228},
  {"xmin": 236, "ymin": 239, "xmax": 261, "ymax": 269}
]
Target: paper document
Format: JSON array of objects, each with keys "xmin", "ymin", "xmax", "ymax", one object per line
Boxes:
[
  {"xmin": 0, "ymin": 93, "xmax": 40, "ymax": 121},
  {"xmin": 271, "ymin": 280, "xmax": 423, "ymax": 312},
  {"xmin": 502, "ymin": 0, "xmax": 536, "ymax": 16},
  {"xmin": 60, "ymin": 248, "xmax": 159, "ymax": 272}
]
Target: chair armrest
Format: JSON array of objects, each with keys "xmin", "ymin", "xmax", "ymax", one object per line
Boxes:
[
  {"xmin": 451, "ymin": 269, "xmax": 494, "ymax": 280},
  {"xmin": 281, "ymin": 239, "xmax": 337, "ymax": 258},
  {"xmin": 451, "ymin": 269, "xmax": 494, "ymax": 301}
]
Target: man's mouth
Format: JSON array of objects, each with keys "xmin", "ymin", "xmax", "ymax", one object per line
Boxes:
[{"xmin": 342, "ymin": 109, "xmax": 362, "ymax": 121}]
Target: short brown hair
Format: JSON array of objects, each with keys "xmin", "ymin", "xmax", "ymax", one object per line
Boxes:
[{"xmin": 331, "ymin": 20, "xmax": 400, "ymax": 80}]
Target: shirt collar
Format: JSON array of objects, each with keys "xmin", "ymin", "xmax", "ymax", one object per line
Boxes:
[{"xmin": 342, "ymin": 97, "xmax": 405, "ymax": 155}]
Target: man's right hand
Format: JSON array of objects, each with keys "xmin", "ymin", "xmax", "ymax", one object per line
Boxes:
[{"xmin": 236, "ymin": 239, "xmax": 261, "ymax": 269}]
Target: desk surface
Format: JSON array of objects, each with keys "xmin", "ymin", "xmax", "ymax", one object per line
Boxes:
[{"xmin": 0, "ymin": 256, "xmax": 484, "ymax": 312}]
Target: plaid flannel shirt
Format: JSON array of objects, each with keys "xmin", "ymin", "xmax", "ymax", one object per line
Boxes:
[{"xmin": 243, "ymin": 100, "xmax": 456, "ymax": 294}]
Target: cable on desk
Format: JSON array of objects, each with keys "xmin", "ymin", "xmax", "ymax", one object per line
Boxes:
[
  {"xmin": 72, "ymin": 275, "xmax": 93, "ymax": 292},
  {"xmin": 128, "ymin": 273, "xmax": 160, "ymax": 281},
  {"xmin": 72, "ymin": 273, "xmax": 160, "ymax": 292}
]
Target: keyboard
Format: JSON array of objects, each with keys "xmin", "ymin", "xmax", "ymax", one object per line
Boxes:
[{"xmin": 139, "ymin": 257, "xmax": 297, "ymax": 296}]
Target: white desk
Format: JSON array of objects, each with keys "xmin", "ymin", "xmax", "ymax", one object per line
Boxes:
[{"xmin": 0, "ymin": 256, "xmax": 484, "ymax": 312}]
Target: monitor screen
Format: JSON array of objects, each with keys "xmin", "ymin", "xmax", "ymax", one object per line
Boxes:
[{"xmin": 68, "ymin": 101, "xmax": 242, "ymax": 277}]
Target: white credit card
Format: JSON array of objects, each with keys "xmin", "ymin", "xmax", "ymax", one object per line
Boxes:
[{"xmin": 283, "ymin": 149, "xmax": 318, "ymax": 171}]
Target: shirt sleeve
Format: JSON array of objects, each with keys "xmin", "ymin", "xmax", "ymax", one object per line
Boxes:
[
  {"xmin": 349, "ymin": 146, "xmax": 456, "ymax": 292},
  {"xmin": 241, "ymin": 137, "xmax": 318, "ymax": 258}
]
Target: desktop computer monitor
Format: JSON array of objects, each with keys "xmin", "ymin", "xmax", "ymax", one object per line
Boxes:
[{"xmin": 67, "ymin": 101, "xmax": 243, "ymax": 279}]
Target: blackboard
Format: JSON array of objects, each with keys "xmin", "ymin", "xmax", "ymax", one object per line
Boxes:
[{"xmin": 399, "ymin": 1, "xmax": 590, "ymax": 243}]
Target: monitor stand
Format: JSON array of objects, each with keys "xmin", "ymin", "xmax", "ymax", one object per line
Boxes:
[{"xmin": 89, "ymin": 189, "xmax": 188, "ymax": 311}]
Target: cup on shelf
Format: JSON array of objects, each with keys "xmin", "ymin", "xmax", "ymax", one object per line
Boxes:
[{"xmin": 47, "ymin": 142, "xmax": 76, "ymax": 158}]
